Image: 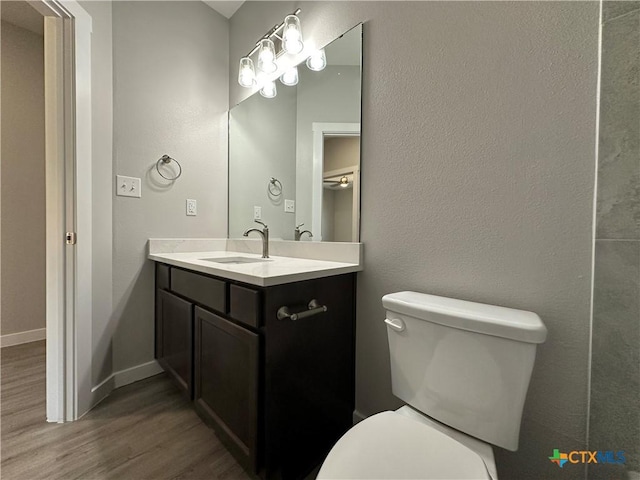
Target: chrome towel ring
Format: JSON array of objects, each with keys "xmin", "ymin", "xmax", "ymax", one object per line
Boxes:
[
  {"xmin": 156, "ymin": 154, "xmax": 182, "ymax": 181},
  {"xmin": 268, "ymin": 177, "xmax": 282, "ymax": 197}
]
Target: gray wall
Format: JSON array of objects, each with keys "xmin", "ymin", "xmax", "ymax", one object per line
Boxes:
[
  {"xmin": 0, "ymin": 20, "xmax": 46, "ymax": 337},
  {"xmin": 228, "ymin": 84, "xmax": 298, "ymax": 240},
  {"xmin": 231, "ymin": 3, "xmax": 599, "ymax": 479},
  {"xmin": 112, "ymin": 1, "xmax": 228, "ymax": 374},
  {"xmin": 589, "ymin": 2, "xmax": 640, "ymax": 478}
]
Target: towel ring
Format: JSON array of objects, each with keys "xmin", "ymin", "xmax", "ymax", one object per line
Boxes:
[
  {"xmin": 268, "ymin": 177, "xmax": 282, "ymax": 197},
  {"xmin": 156, "ymin": 155, "xmax": 182, "ymax": 181}
]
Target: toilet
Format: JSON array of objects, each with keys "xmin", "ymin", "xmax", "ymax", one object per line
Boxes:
[{"xmin": 318, "ymin": 291, "xmax": 547, "ymax": 479}]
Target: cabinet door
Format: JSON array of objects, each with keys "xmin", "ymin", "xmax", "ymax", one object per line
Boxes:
[
  {"xmin": 194, "ymin": 307, "xmax": 259, "ymax": 473},
  {"xmin": 156, "ymin": 289, "xmax": 194, "ymax": 398}
]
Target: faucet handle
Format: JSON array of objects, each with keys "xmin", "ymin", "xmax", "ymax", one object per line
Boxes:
[
  {"xmin": 255, "ymin": 219, "xmax": 268, "ymax": 229},
  {"xmin": 296, "ymin": 223, "xmax": 304, "ymax": 229}
]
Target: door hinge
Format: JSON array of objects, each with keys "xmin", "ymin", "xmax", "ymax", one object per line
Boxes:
[{"xmin": 65, "ymin": 232, "xmax": 77, "ymax": 245}]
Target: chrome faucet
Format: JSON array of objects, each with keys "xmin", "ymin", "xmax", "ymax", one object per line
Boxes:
[
  {"xmin": 294, "ymin": 223, "xmax": 313, "ymax": 241},
  {"xmin": 243, "ymin": 220, "xmax": 269, "ymax": 258}
]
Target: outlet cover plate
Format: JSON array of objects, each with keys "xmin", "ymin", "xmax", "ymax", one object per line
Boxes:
[
  {"xmin": 186, "ymin": 199, "xmax": 197, "ymax": 216},
  {"xmin": 284, "ymin": 199, "xmax": 295, "ymax": 213}
]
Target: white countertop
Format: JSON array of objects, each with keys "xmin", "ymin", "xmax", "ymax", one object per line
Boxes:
[{"xmin": 148, "ymin": 250, "xmax": 362, "ymax": 287}]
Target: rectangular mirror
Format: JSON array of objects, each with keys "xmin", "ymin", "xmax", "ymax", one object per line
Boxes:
[{"xmin": 229, "ymin": 24, "xmax": 362, "ymax": 242}]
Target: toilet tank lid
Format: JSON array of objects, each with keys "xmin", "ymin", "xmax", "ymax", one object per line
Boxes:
[{"xmin": 382, "ymin": 291, "xmax": 547, "ymax": 344}]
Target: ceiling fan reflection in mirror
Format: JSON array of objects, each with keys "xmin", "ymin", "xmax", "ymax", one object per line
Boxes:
[{"xmin": 323, "ymin": 174, "xmax": 352, "ymax": 190}]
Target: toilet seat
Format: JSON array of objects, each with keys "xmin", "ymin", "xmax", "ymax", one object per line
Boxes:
[{"xmin": 317, "ymin": 411, "xmax": 491, "ymax": 480}]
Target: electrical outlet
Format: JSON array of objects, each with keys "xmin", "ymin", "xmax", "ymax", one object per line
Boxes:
[
  {"xmin": 186, "ymin": 199, "xmax": 197, "ymax": 216},
  {"xmin": 284, "ymin": 199, "xmax": 295, "ymax": 213},
  {"xmin": 253, "ymin": 206, "xmax": 262, "ymax": 220},
  {"xmin": 116, "ymin": 175, "xmax": 141, "ymax": 198}
]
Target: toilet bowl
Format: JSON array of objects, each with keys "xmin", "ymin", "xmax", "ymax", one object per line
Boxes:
[
  {"xmin": 317, "ymin": 406, "xmax": 497, "ymax": 479},
  {"xmin": 317, "ymin": 291, "xmax": 547, "ymax": 480}
]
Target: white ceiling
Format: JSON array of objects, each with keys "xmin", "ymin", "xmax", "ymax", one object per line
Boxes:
[
  {"xmin": 203, "ymin": 1, "xmax": 245, "ymax": 19},
  {"xmin": 0, "ymin": 1, "xmax": 44, "ymax": 36}
]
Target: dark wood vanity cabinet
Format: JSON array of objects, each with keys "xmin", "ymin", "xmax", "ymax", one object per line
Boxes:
[{"xmin": 154, "ymin": 263, "xmax": 356, "ymax": 480}]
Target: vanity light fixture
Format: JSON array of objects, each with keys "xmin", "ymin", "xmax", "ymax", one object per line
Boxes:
[
  {"xmin": 282, "ymin": 14, "xmax": 304, "ymax": 54},
  {"xmin": 237, "ymin": 9, "xmax": 304, "ymax": 91},
  {"xmin": 237, "ymin": 9, "xmax": 330, "ymax": 96},
  {"xmin": 339, "ymin": 176, "xmax": 350, "ymax": 187},
  {"xmin": 306, "ymin": 48, "xmax": 327, "ymax": 72},
  {"xmin": 238, "ymin": 57, "xmax": 256, "ymax": 87},
  {"xmin": 257, "ymin": 38, "xmax": 278, "ymax": 74}
]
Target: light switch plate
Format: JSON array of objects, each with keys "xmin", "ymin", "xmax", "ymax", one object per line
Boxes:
[
  {"xmin": 116, "ymin": 175, "xmax": 141, "ymax": 198},
  {"xmin": 253, "ymin": 206, "xmax": 262, "ymax": 220},
  {"xmin": 284, "ymin": 199, "xmax": 295, "ymax": 213},
  {"xmin": 186, "ymin": 199, "xmax": 197, "ymax": 216}
]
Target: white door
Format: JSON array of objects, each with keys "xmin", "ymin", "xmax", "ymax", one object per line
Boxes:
[{"xmin": 38, "ymin": 0, "xmax": 93, "ymax": 422}]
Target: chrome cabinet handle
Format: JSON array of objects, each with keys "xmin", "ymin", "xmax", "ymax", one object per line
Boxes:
[{"xmin": 277, "ymin": 299, "xmax": 327, "ymax": 321}]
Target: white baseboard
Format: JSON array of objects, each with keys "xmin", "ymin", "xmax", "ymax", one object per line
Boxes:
[
  {"xmin": 113, "ymin": 359, "xmax": 163, "ymax": 388},
  {"xmin": 1, "ymin": 328, "xmax": 46, "ymax": 348},
  {"xmin": 90, "ymin": 359, "xmax": 164, "ymax": 408},
  {"xmin": 90, "ymin": 374, "xmax": 115, "ymax": 409}
]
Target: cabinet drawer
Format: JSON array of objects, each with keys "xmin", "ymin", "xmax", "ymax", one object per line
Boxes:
[
  {"xmin": 229, "ymin": 284, "xmax": 261, "ymax": 328},
  {"xmin": 171, "ymin": 268, "xmax": 226, "ymax": 313}
]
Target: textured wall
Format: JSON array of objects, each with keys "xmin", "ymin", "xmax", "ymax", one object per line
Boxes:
[
  {"xmin": 589, "ymin": 2, "xmax": 640, "ymax": 478},
  {"xmin": 230, "ymin": 3, "xmax": 599, "ymax": 479},
  {"xmin": 112, "ymin": 1, "xmax": 228, "ymax": 373},
  {"xmin": 0, "ymin": 21, "xmax": 46, "ymax": 337}
]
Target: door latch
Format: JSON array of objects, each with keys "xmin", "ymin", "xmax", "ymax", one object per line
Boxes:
[{"xmin": 65, "ymin": 232, "xmax": 77, "ymax": 245}]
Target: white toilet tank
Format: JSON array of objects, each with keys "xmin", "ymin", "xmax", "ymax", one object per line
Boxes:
[{"xmin": 382, "ymin": 292, "xmax": 547, "ymax": 451}]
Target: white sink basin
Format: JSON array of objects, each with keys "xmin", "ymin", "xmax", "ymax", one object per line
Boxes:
[{"xmin": 200, "ymin": 256, "xmax": 271, "ymax": 265}]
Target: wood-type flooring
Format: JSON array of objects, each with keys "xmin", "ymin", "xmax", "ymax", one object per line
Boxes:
[{"xmin": 1, "ymin": 341, "xmax": 250, "ymax": 480}]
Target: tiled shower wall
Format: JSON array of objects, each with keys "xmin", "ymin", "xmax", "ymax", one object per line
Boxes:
[{"xmin": 588, "ymin": 2, "xmax": 640, "ymax": 478}]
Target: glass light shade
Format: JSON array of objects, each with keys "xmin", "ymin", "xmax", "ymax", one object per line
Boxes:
[
  {"xmin": 282, "ymin": 15, "xmax": 304, "ymax": 54},
  {"xmin": 237, "ymin": 57, "xmax": 256, "ymax": 87},
  {"xmin": 260, "ymin": 80, "xmax": 277, "ymax": 98},
  {"xmin": 257, "ymin": 38, "xmax": 277, "ymax": 73},
  {"xmin": 280, "ymin": 66, "xmax": 299, "ymax": 86},
  {"xmin": 306, "ymin": 48, "xmax": 327, "ymax": 71},
  {"xmin": 339, "ymin": 176, "xmax": 350, "ymax": 187}
]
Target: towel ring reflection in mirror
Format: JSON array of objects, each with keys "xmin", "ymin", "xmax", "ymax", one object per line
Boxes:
[
  {"xmin": 268, "ymin": 177, "xmax": 282, "ymax": 197},
  {"xmin": 156, "ymin": 154, "xmax": 182, "ymax": 181}
]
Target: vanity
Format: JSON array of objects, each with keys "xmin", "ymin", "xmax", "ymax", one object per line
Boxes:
[
  {"xmin": 149, "ymin": 17, "xmax": 364, "ymax": 480},
  {"xmin": 150, "ymin": 244, "xmax": 362, "ymax": 480}
]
